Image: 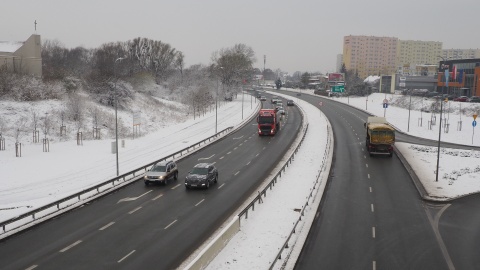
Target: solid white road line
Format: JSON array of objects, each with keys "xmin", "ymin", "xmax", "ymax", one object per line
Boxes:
[
  {"xmin": 118, "ymin": 250, "xmax": 135, "ymax": 263},
  {"xmin": 59, "ymin": 240, "xmax": 82, "ymax": 253},
  {"xmin": 99, "ymin": 222, "xmax": 115, "ymax": 231}
]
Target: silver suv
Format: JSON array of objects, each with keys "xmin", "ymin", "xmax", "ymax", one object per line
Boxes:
[{"xmin": 144, "ymin": 160, "xmax": 178, "ymax": 186}]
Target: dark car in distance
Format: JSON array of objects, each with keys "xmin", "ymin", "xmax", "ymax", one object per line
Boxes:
[
  {"xmin": 468, "ymin": 96, "xmax": 480, "ymax": 103},
  {"xmin": 287, "ymin": 100, "xmax": 294, "ymax": 106},
  {"xmin": 185, "ymin": 163, "xmax": 218, "ymax": 189}
]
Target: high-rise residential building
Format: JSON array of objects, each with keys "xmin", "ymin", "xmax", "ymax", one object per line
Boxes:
[
  {"xmin": 396, "ymin": 40, "xmax": 442, "ymax": 75},
  {"xmin": 442, "ymin": 48, "xmax": 480, "ymax": 60},
  {"xmin": 336, "ymin": 54, "xmax": 343, "ymax": 72},
  {"xmin": 343, "ymin": 35, "xmax": 398, "ymax": 78}
]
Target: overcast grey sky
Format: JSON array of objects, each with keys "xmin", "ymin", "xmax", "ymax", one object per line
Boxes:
[{"xmin": 1, "ymin": 0, "xmax": 478, "ymax": 75}]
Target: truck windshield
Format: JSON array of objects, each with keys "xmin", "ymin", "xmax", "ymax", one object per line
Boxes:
[{"xmin": 258, "ymin": 116, "xmax": 274, "ymax": 124}]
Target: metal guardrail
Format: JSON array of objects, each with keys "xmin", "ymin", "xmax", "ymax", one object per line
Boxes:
[
  {"xmin": 0, "ymin": 126, "xmax": 234, "ymax": 236},
  {"xmin": 237, "ymin": 102, "xmax": 308, "ymax": 222},
  {"xmin": 272, "ymin": 124, "xmax": 332, "ymax": 270}
]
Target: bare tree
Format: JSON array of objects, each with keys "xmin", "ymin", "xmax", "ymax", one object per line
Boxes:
[
  {"xmin": 66, "ymin": 94, "xmax": 85, "ymax": 132},
  {"xmin": 211, "ymin": 44, "xmax": 256, "ymax": 93},
  {"xmin": 14, "ymin": 117, "xmax": 28, "ymax": 143}
]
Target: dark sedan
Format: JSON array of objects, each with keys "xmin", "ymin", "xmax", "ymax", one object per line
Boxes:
[{"xmin": 185, "ymin": 163, "xmax": 218, "ymax": 189}]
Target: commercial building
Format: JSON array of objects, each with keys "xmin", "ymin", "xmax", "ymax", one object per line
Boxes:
[
  {"xmin": 437, "ymin": 58, "xmax": 480, "ymax": 97},
  {"xmin": 0, "ymin": 34, "xmax": 42, "ymax": 77}
]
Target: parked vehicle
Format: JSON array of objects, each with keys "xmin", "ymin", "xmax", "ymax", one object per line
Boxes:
[
  {"xmin": 257, "ymin": 109, "xmax": 280, "ymax": 136},
  {"xmin": 185, "ymin": 163, "xmax": 218, "ymax": 189},
  {"xmin": 144, "ymin": 160, "xmax": 178, "ymax": 185},
  {"xmin": 468, "ymin": 96, "xmax": 480, "ymax": 103},
  {"xmin": 453, "ymin": 96, "xmax": 469, "ymax": 102},
  {"xmin": 364, "ymin": 117, "xmax": 395, "ymax": 157}
]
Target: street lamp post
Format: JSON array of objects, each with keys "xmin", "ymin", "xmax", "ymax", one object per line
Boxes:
[
  {"xmin": 242, "ymin": 85, "xmax": 244, "ymax": 120},
  {"xmin": 114, "ymin": 57, "xmax": 126, "ymax": 176},
  {"xmin": 435, "ymin": 69, "xmax": 449, "ymax": 182}
]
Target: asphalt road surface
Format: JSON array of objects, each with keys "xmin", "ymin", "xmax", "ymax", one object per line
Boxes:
[
  {"xmin": 274, "ymin": 90, "xmax": 480, "ymax": 270},
  {"xmin": 0, "ymin": 94, "xmax": 301, "ymax": 270}
]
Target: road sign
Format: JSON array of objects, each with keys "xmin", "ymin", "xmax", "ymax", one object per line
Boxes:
[
  {"xmin": 474, "ymin": 114, "xmax": 478, "ymax": 120},
  {"xmin": 331, "ymin": 85, "xmax": 345, "ymax": 93},
  {"xmin": 383, "ymin": 98, "xmax": 388, "ymax": 104},
  {"xmin": 473, "ymin": 120, "xmax": 477, "ymax": 127},
  {"xmin": 383, "ymin": 103, "xmax": 388, "ymax": 108}
]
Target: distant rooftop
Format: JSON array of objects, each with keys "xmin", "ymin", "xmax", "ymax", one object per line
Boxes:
[{"xmin": 0, "ymin": 41, "xmax": 24, "ymax": 53}]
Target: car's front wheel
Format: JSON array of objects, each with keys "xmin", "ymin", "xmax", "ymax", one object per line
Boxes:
[
  {"xmin": 174, "ymin": 172, "xmax": 178, "ymax": 180},
  {"xmin": 214, "ymin": 174, "xmax": 218, "ymax": 183},
  {"xmin": 205, "ymin": 180, "xmax": 210, "ymax": 189}
]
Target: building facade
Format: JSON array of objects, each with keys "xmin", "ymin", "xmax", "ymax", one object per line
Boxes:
[
  {"xmin": 437, "ymin": 58, "xmax": 480, "ymax": 97},
  {"xmin": 0, "ymin": 34, "xmax": 42, "ymax": 76},
  {"xmin": 342, "ymin": 35, "xmax": 444, "ymax": 79},
  {"xmin": 442, "ymin": 49, "xmax": 480, "ymax": 60},
  {"xmin": 343, "ymin": 35, "xmax": 399, "ymax": 79},
  {"xmin": 396, "ymin": 40, "xmax": 442, "ymax": 75}
]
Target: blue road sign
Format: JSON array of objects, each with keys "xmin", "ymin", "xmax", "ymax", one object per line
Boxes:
[{"xmin": 473, "ymin": 120, "xmax": 477, "ymax": 127}]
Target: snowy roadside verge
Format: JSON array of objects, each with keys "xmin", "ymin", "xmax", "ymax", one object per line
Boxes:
[
  {"xmin": 198, "ymin": 92, "xmax": 332, "ymax": 269},
  {"xmin": 0, "ymin": 94, "xmax": 261, "ymax": 239}
]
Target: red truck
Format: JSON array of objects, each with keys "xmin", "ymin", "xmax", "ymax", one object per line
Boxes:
[{"xmin": 257, "ymin": 109, "xmax": 280, "ymax": 136}]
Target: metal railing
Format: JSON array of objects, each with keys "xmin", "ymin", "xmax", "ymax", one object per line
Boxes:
[
  {"xmin": 0, "ymin": 126, "xmax": 233, "ymax": 237},
  {"xmin": 272, "ymin": 125, "xmax": 332, "ymax": 270},
  {"xmin": 237, "ymin": 102, "xmax": 308, "ymax": 222}
]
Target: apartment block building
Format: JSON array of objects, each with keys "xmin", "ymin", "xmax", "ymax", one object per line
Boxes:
[
  {"xmin": 343, "ymin": 35, "xmax": 398, "ymax": 79},
  {"xmin": 396, "ymin": 40, "xmax": 442, "ymax": 75},
  {"xmin": 442, "ymin": 48, "xmax": 480, "ymax": 60},
  {"xmin": 343, "ymin": 35, "xmax": 444, "ymax": 78}
]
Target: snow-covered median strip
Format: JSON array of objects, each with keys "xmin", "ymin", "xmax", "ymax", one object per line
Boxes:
[{"xmin": 204, "ymin": 92, "xmax": 332, "ymax": 269}]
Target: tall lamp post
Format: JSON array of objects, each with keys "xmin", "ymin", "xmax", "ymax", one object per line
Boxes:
[
  {"xmin": 435, "ymin": 68, "xmax": 449, "ymax": 182},
  {"xmin": 114, "ymin": 57, "xmax": 126, "ymax": 176},
  {"xmin": 216, "ymin": 66, "xmax": 224, "ymax": 134}
]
